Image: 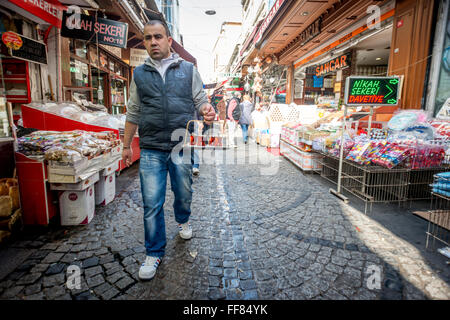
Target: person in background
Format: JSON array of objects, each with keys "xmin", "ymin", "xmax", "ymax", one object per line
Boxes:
[
  {"xmin": 226, "ymin": 92, "xmax": 241, "ymax": 147},
  {"xmin": 216, "ymin": 96, "xmax": 227, "ymax": 134},
  {"xmin": 122, "ymin": 20, "xmax": 215, "ymax": 281},
  {"xmin": 251, "ymin": 103, "xmax": 269, "ymax": 141},
  {"xmin": 239, "ymin": 94, "xmax": 253, "ymax": 144}
]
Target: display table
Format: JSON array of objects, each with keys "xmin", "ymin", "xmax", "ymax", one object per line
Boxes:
[
  {"xmin": 21, "ymin": 104, "xmax": 140, "ymax": 171},
  {"xmin": 313, "ymin": 152, "xmax": 448, "ymax": 214},
  {"xmin": 280, "ymin": 139, "xmax": 322, "ymax": 172}
]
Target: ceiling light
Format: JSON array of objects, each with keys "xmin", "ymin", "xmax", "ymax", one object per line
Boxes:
[
  {"xmin": 282, "ymin": 33, "xmax": 288, "ymax": 36},
  {"xmin": 302, "ymin": 12, "xmax": 309, "ymax": 16},
  {"xmin": 376, "ymin": 57, "xmax": 382, "ymax": 61},
  {"xmin": 205, "ymin": 10, "xmax": 216, "ymax": 15}
]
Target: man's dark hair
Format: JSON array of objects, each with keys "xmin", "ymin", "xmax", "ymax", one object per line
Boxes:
[{"xmin": 145, "ymin": 20, "xmax": 171, "ymax": 37}]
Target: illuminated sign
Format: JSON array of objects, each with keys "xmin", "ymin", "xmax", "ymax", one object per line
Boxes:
[
  {"xmin": 315, "ymin": 52, "xmax": 351, "ymax": 77},
  {"xmin": 345, "ymin": 76, "xmax": 401, "ymax": 106}
]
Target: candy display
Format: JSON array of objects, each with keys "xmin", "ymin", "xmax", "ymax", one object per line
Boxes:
[
  {"xmin": 281, "ymin": 107, "xmax": 448, "ymax": 171},
  {"xmin": 371, "ymin": 143, "xmax": 411, "ymax": 169},
  {"xmin": 370, "ymin": 128, "xmax": 388, "ymax": 140},
  {"xmin": 18, "ymin": 130, "xmax": 120, "ymax": 162}
]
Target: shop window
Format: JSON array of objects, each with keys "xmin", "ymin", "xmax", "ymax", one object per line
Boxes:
[
  {"xmin": 88, "ymin": 46, "xmax": 99, "ymax": 67},
  {"xmin": 114, "ymin": 63, "xmax": 122, "ymax": 76},
  {"xmin": 111, "ymin": 78, "xmax": 127, "ymax": 114},
  {"xmin": 99, "ymin": 53, "xmax": 108, "ymax": 69},
  {"xmin": 70, "ymin": 58, "xmax": 89, "ymax": 87},
  {"xmin": 70, "ymin": 39, "xmax": 87, "ymax": 60}
]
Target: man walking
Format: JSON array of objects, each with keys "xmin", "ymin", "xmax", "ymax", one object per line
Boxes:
[
  {"xmin": 239, "ymin": 94, "xmax": 253, "ymax": 144},
  {"xmin": 122, "ymin": 20, "xmax": 215, "ymax": 280},
  {"xmin": 226, "ymin": 92, "xmax": 241, "ymax": 147}
]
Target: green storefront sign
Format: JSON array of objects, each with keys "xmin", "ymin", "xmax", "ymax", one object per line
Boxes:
[{"xmin": 345, "ymin": 76, "xmax": 401, "ymax": 106}]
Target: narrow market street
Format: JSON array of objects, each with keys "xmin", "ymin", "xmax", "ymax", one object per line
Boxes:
[{"xmin": 0, "ymin": 143, "xmax": 449, "ymax": 300}]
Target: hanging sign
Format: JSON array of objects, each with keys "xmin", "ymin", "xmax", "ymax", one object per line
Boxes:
[
  {"xmin": 344, "ymin": 76, "xmax": 401, "ymax": 106},
  {"xmin": 130, "ymin": 48, "xmax": 149, "ymax": 67},
  {"xmin": 61, "ymin": 11, "xmax": 128, "ymax": 49},
  {"xmin": 219, "ymin": 72, "xmax": 242, "ymax": 78},
  {"xmin": 2, "ymin": 32, "xmax": 47, "ymax": 65},
  {"xmin": 315, "ymin": 52, "xmax": 351, "ymax": 77},
  {"xmin": 299, "ymin": 17, "xmax": 321, "ymax": 47}
]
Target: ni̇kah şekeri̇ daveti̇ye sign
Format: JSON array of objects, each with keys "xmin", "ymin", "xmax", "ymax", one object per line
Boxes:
[
  {"xmin": 61, "ymin": 10, "xmax": 128, "ymax": 49},
  {"xmin": 344, "ymin": 76, "xmax": 401, "ymax": 106}
]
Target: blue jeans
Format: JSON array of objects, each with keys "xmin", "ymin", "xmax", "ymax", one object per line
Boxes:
[
  {"xmin": 191, "ymin": 149, "xmax": 200, "ymax": 169},
  {"xmin": 241, "ymin": 124, "xmax": 249, "ymax": 143},
  {"xmin": 139, "ymin": 149, "xmax": 193, "ymax": 258}
]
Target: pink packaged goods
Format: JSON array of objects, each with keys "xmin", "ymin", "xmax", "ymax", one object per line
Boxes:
[
  {"xmin": 360, "ymin": 141, "xmax": 388, "ymax": 165},
  {"xmin": 371, "ymin": 143, "xmax": 411, "ymax": 169},
  {"xmin": 346, "ymin": 142, "xmax": 371, "ymax": 164},
  {"xmin": 405, "ymin": 144, "xmax": 446, "ymax": 169}
]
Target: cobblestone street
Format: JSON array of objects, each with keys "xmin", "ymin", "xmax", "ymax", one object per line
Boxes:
[{"xmin": 0, "ymin": 144, "xmax": 449, "ymax": 300}]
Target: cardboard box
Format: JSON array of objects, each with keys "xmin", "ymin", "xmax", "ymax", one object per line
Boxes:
[
  {"xmin": 48, "ymin": 158, "xmax": 88, "ymax": 175},
  {"xmin": 101, "ymin": 160, "xmax": 119, "ymax": 177},
  {"xmin": 50, "ymin": 172, "xmax": 99, "ymax": 191},
  {"xmin": 59, "ymin": 186, "xmax": 95, "ymax": 226},
  {"xmin": 95, "ymin": 173, "xmax": 116, "ymax": 206},
  {"xmin": 110, "ymin": 144, "xmax": 123, "ymax": 158}
]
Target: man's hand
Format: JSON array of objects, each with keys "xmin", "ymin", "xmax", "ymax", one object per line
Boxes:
[
  {"xmin": 122, "ymin": 147, "xmax": 133, "ymax": 167},
  {"xmin": 200, "ymin": 103, "xmax": 216, "ymax": 125}
]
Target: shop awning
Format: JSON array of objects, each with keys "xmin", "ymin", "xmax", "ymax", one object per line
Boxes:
[
  {"xmin": 203, "ymin": 83, "xmax": 217, "ymax": 89},
  {"xmin": 171, "ymin": 39, "xmax": 197, "ymax": 66},
  {"xmin": 215, "ymin": 79, "xmax": 228, "ymax": 90},
  {"xmin": 5, "ymin": 0, "xmax": 67, "ymax": 28}
]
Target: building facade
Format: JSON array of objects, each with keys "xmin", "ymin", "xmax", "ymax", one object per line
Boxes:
[
  {"xmin": 212, "ymin": 21, "xmax": 242, "ymax": 84},
  {"xmin": 227, "ymin": 0, "xmax": 445, "ymax": 112},
  {"xmin": 153, "ymin": 0, "xmax": 181, "ymax": 43}
]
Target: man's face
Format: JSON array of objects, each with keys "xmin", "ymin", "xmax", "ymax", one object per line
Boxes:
[{"xmin": 143, "ymin": 23, "xmax": 172, "ymax": 60}]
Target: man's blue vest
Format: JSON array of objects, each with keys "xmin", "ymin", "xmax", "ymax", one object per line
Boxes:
[{"xmin": 133, "ymin": 60, "xmax": 195, "ymax": 151}]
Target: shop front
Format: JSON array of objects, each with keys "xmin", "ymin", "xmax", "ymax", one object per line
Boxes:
[
  {"xmin": 61, "ymin": 37, "xmax": 130, "ymax": 113},
  {"xmin": 293, "ymin": 20, "xmax": 394, "ymax": 108}
]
